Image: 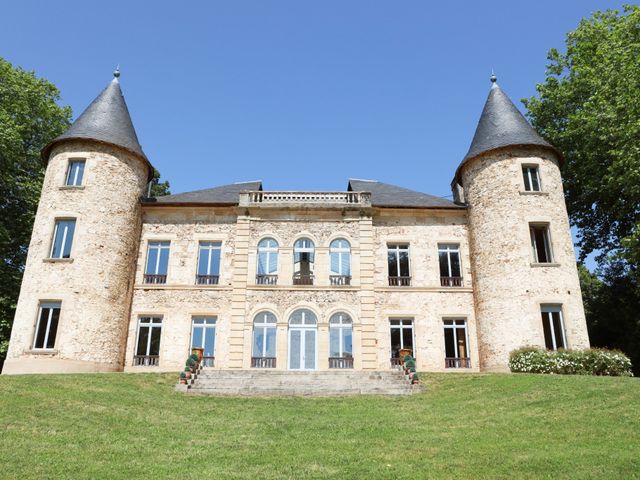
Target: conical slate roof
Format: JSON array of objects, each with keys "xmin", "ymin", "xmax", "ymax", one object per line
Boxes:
[
  {"xmin": 454, "ymin": 78, "xmax": 559, "ymax": 181},
  {"xmin": 42, "ymin": 73, "xmax": 153, "ymax": 179}
]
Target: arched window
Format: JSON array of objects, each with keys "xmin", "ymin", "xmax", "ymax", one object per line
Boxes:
[
  {"xmin": 330, "ymin": 239, "xmax": 351, "ymax": 285},
  {"xmin": 329, "ymin": 313, "xmax": 353, "ymax": 366},
  {"xmin": 256, "ymin": 238, "xmax": 278, "ymax": 285},
  {"xmin": 288, "ymin": 308, "xmax": 317, "ymax": 326},
  {"xmin": 252, "ymin": 312, "xmax": 277, "ymax": 368},
  {"xmin": 293, "ymin": 238, "xmax": 315, "ymax": 285}
]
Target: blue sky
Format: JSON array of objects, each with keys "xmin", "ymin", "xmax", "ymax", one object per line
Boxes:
[{"xmin": 2, "ymin": 0, "xmax": 626, "ymax": 200}]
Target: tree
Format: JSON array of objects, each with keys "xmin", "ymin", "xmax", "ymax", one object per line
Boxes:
[
  {"xmin": 149, "ymin": 167, "xmax": 171, "ymax": 197},
  {"xmin": 524, "ymin": 5, "xmax": 640, "ymax": 278},
  {"xmin": 0, "ymin": 58, "xmax": 72, "ymax": 366}
]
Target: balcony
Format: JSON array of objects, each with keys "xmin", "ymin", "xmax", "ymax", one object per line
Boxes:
[
  {"xmin": 330, "ymin": 275, "xmax": 351, "ymax": 286},
  {"xmin": 388, "ymin": 276, "xmax": 411, "ymax": 287},
  {"xmin": 239, "ymin": 191, "xmax": 371, "ymax": 208},
  {"xmin": 143, "ymin": 274, "xmax": 166, "ymax": 285},
  {"xmin": 133, "ymin": 355, "xmax": 159, "ymax": 366},
  {"xmin": 293, "ymin": 273, "xmax": 314, "ymax": 285},
  {"xmin": 445, "ymin": 357, "xmax": 471, "ymax": 368},
  {"xmin": 256, "ymin": 274, "xmax": 278, "ymax": 285},
  {"xmin": 196, "ymin": 274, "xmax": 219, "ymax": 285},
  {"xmin": 440, "ymin": 276, "xmax": 463, "ymax": 287},
  {"xmin": 251, "ymin": 357, "xmax": 276, "ymax": 368},
  {"xmin": 329, "ymin": 357, "xmax": 354, "ymax": 369}
]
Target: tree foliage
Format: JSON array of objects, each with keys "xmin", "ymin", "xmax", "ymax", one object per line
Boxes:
[
  {"xmin": 524, "ymin": 5, "xmax": 640, "ymax": 275},
  {"xmin": 0, "ymin": 58, "xmax": 71, "ymax": 363},
  {"xmin": 149, "ymin": 167, "xmax": 170, "ymax": 197}
]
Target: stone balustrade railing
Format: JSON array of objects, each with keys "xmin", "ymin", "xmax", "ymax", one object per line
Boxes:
[{"xmin": 239, "ymin": 191, "xmax": 371, "ymax": 207}]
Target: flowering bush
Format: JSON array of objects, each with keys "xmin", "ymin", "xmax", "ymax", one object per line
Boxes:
[{"xmin": 509, "ymin": 347, "xmax": 633, "ymax": 376}]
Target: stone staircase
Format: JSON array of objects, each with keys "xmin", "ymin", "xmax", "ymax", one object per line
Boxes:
[{"xmin": 177, "ymin": 367, "xmax": 422, "ymax": 396}]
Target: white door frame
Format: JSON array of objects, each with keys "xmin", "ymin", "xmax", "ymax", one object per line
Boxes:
[{"xmin": 288, "ymin": 326, "xmax": 317, "ymax": 370}]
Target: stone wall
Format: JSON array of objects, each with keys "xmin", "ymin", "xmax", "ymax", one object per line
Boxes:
[
  {"xmin": 3, "ymin": 141, "xmax": 148, "ymax": 374},
  {"xmin": 461, "ymin": 146, "xmax": 590, "ymax": 371}
]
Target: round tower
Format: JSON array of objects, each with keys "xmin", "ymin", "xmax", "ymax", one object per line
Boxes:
[
  {"xmin": 3, "ymin": 70, "xmax": 153, "ymax": 374},
  {"xmin": 455, "ymin": 76, "xmax": 590, "ymax": 372}
]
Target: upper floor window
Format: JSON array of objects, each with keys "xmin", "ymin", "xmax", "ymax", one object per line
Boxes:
[
  {"xmin": 196, "ymin": 241, "xmax": 221, "ymax": 285},
  {"xmin": 438, "ymin": 244, "xmax": 462, "ymax": 287},
  {"xmin": 522, "ymin": 165, "xmax": 541, "ymax": 192},
  {"xmin": 144, "ymin": 241, "xmax": 170, "ymax": 284},
  {"xmin": 33, "ymin": 301, "xmax": 61, "ymax": 350},
  {"xmin": 134, "ymin": 316, "xmax": 162, "ymax": 366},
  {"xmin": 50, "ymin": 219, "xmax": 76, "ymax": 259},
  {"xmin": 530, "ymin": 224, "xmax": 553, "ymax": 263},
  {"xmin": 541, "ymin": 306, "xmax": 566, "ymax": 350},
  {"xmin": 387, "ymin": 244, "xmax": 411, "ymax": 286},
  {"xmin": 330, "ymin": 239, "xmax": 351, "ymax": 285},
  {"xmin": 65, "ymin": 159, "xmax": 85, "ymax": 186},
  {"xmin": 256, "ymin": 238, "xmax": 278, "ymax": 285},
  {"xmin": 443, "ymin": 319, "xmax": 471, "ymax": 368},
  {"xmin": 293, "ymin": 238, "xmax": 315, "ymax": 285}
]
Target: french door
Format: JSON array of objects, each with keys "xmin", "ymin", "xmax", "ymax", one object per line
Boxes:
[{"xmin": 288, "ymin": 327, "xmax": 317, "ymax": 370}]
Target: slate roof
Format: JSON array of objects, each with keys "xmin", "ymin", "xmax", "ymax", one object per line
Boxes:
[
  {"xmin": 145, "ymin": 181, "xmax": 263, "ymax": 205},
  {"xmin": 348, "ymin": 179, "xmax": 462, "ymax": 209},
  {"xmin": 454, "ymin": 79, "xmax": 559, "ymax": 182},
  {"xmin": 42, "ymin": 75, "xmax": 153, "ymax": 179}
]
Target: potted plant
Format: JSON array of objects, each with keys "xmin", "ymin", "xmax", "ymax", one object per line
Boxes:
[
  {"xmin": 179, "ymin": 371, "xmax": 187, "ymax": 384},
  {"xmin": 184, "ymin": 367, "xmax": 192, "ymax": 380}
]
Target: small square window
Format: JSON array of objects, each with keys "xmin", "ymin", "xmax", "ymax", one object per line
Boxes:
[
  {"xmin": 65, "ymin": 160, "xmax": 85, "ymax": 186},
  {"xmin": 522, "ymin": 166, "xmax": 541, "ymax": 192},
  {"xmin": 530, "ymin": 224, "xmax": 553, "ymax": 263}
]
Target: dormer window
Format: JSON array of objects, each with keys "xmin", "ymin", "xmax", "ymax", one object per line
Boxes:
[
  {"xmin": 522, "ymin": 165, "xmax": 541, "ymax": 192},
  {"xmin": 65, "ymin": 159, "xmax": 85, "ymax": 186}
]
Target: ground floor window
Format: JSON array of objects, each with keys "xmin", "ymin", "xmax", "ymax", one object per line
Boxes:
[
  {"xmin": 33, "ymin": 302, "xmax": 61, "ymax": 350},
  {"xmin": 191, "ymin": 316, "xmax": 216, "ymax": 367},
  {"xmin": 252, "ymin": 311, "xmax": 277, "ymax": 368},
  {"xmin": 444, "ymin": 319, "xmax": 470, "ymax": 368},
  {"xmin": 541, "ymin": 306, "xmax": 566, "ymax": 350},
  {"xmin": 329, "ymin": 312, "xmax": 353, "ymax": 368},
  {"xmin": 390, "ymin": 319, "xmax": 414, "ymax": 364},
  {"xmin": 134, "ymin": 316, "xmax": 162, "ymax": 366}
]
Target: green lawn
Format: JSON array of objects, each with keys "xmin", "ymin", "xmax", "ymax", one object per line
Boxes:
[{"xmin": 1, "ymin": 372, "xmax": 638, "ymax": 479}]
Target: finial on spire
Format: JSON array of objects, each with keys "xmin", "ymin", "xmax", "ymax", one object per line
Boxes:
[
  {"xmin": 490, "ymin": 69, "xmax": 497, "ymax": 84},
  {"xmin": 113, "ymin": 65, "xmax": 120, "ymax": 79}
]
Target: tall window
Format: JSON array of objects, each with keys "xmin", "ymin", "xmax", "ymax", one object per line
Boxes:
[
  {"xmin": 256, "ymin": 238, "xmax": 278, "ymax": 285},
  {"xmin": 330, "ymin": 239, "xmax": 351, "ymax": 285},
  {"xmin": 144, "ymin": 241, "xmax": 170, "ymax": 284},
  {"xmin": 134, "ymin": 316, "xmax": 162, "ymax": 366},
  {"xmin": 390, "ymin": 319, "xmax": 414, "ymax": 360},
  {"xmin": 65, "ymin": 159, "xmax": 86, "ymax": 186},
  {"xmin": 252, "ymin": 311, "xmax": 277, "ymax": 368},
  {"xmin": 293, "ymin": 238, "xmax": 315, "ymax": 285},
  {"xmin": 438, "ymin": 244, "xmax": 462, "ymax": 287},
  {"xmin": 329, "ymin": 313, "xmax": 353, "ymax": 368},
  {"xmin": 541, "ymin": 306, "xmax": 567, "ymax": 350},
  {"xmin": 50, "ymin": 219, "xmax": 76, "ymax": 259},
  {"xmin": 388, "ymin": 244, "xmax": 410, "ymax": 286},
  {"xmin": 530, "ymin": 224, "xmax": 553, "ymax": 263},
  {"xmin": 33, "ymin": 302, "xmax": 61, "ymax": 350},
  {"xmin": 522, "ymin": 165, "xmax": 541, "ymax": 192},
  {"xmin": 444, "ymin": 319, "xmax": 470, "ymax": 368},
  {"xmin": 196, "ymin": 241, "xmax": 221, "ymax": 285},
  {"xmin": 191, "ymin": 316, "xmax": 217, "ymax": 366}
]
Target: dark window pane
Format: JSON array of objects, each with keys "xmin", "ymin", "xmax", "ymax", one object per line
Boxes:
[
  {"xmin": 398, "ymin": 250, "xmax": 410, "ymax": 276},
  {"xmin": 532, "ymin": 227, "xmax": 550, "ymax": 263},
  {"xmin": 552, "ymin": 312, "xmax": 565, "ymax": 349},
  {"xmin": 444, "ymin": 328, "xmax": 455, "ymax": 357},
  {"xmin": 450, "ymin": 252, "xmax": 461, "ymax": 277},
  {"xmin": 530, "ymin": 169, "xmax": 540, "ymax": 191},
  {"xmin": 402, "ymin": 327, "xmax": 413, "ymax": 349},
  {"xmin": 439, "ymin": 251, "xmax": 449, "ymax": 276},
  {"xmin": 542, "ymin": 312, "xmax": 554, "ymax": 349},
  {"xmin": 388, "ymin": 251, "xmax": 398, "ymax": 276},
  {"xmin": 522, "ymin": 167, "xmax": 531, "ymax": 191},
  {"xmin": 136, "ymin": 326, "xmax": 149, "ymax": 355},
  {"xmin": 45, "ymin": 308, "xmax": 60, "ymax": 349},
  {"xmin": 34, "ymin": 308, "xmax": 49, "ymax": 349},
  {"xmin": 62, "ymin": 221, "xmax": 75, "ymax": 258},
  {"xmin": 390, "ymin": 328, "xmax": 401, "ymax": 358},
  {"xmin": 456, "ymin": 327, "xmax": 467, "ymax": 357},
  {"xmin": 149, "ymin": 327, "xmax": 162, "ymax": 356}
]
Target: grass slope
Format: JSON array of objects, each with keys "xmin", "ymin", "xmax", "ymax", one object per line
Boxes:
[{"xmin": 1, "ymin": 373, "xmax": 639, "ymax": 479}]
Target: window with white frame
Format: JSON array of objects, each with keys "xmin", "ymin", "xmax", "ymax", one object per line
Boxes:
[
  {"xmin": 443, "ymin": 319, "xmax": 470, "ymax": 368},
  {"xmin": 530, "ymin": 224, "xmax": 553, "ymax": 263},
  {"xmin": 293, "ymin": 238, "xmax": 315, "ymax": 284},
  {"xmin": 389, "ymin": 319, "xmax": 414, "ymax": 359},
  {"xmin": 438, "ymin": 244, "xmax": 462, "ymax": 286},
  {"xmin": 144, "ymin": 241, "xmax": 170, "ymax": 284},
  {"xmin": 191, "ymin": 316, "xmax": 217, "ymax": 366},
  {"xmin": 329, "ymin": 312, "xmax": 353, "ymax": 359},
  {"xmin": 32, "ymin": 302, "xmax": 61, "ymax": 350},
  {"xmin": 522, "ymin": 165, "xmax": 541, "ymax": 192},
  {"xmin": 387, "ymin": 244, "xmax": 410, "ymax": 285},
  {"xmin": 330, "ymin": 239, "xmax": 351, "ymax": 285},
  {"xmin": 65, "ymin": 159, "xmax": 86, "ymax": 186},
  {"xmin": 541, "ymin": 306, "xmax": 567, "ymax": 350},
  {"xmin": 252, "ymin": 312, "xmax": 277, "ymax": 359},
  {"xmin": 196, "ymin": 241, "xmax": 221, "ymax": 284},
  {"xmin": 134, "ymin": 316, "xmax": 162, "ymax": 365},
  {"xmin": 50, "ymin": 219, "xmax": 76, "ymax": 259},
  {"xmin": 256, "ymin": 238, "xmax": 278, "ymax": 282}
]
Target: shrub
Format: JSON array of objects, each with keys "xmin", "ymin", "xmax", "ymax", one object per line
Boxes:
[
  {"xmin": 186, "ymin": 357, "xmax": 196, "ymax": 367},
  {"xmin": 509, "ymin": 347, "xmax": 633, "ymax": 376}
]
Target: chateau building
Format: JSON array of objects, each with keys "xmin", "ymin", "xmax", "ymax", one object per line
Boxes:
[{"xmin": 2, "ymin": 71, "xmax": 590, "ymax": 375}]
